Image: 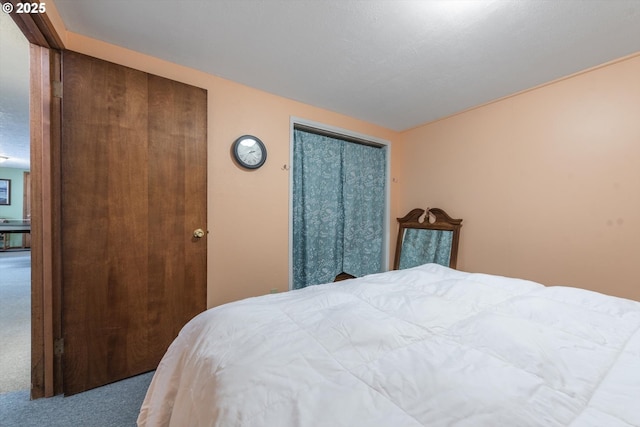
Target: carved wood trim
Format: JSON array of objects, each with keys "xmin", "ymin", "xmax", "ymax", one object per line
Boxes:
[{"xmin": 393, "ymin": 208, "xmax": 463, "ymax": 270}]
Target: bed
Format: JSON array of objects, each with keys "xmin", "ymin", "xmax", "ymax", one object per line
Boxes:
[{"xmin": 137, "ymin": 263, "xmax": 640, "ymax": 426}]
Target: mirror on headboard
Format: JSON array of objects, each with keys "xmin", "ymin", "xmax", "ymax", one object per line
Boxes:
[{"xmin": 393, "ymin": 208, "xmax": 463, "ymax": 270}]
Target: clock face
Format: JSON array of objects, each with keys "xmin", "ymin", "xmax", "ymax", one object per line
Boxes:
[{"xmin": 233, "ymin": 135, "xmax": 267, "ymax": 169}]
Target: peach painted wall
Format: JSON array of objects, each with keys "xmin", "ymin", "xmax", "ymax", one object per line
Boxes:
[
  {"xmin": 400, "ymin": 53, "xmax": 640, "ymax": 301},
  {"xmin": 53, "ymin": 31, "xmax": 401, "ymax": 308}
]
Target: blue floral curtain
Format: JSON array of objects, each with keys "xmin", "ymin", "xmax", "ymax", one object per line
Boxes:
[
  {"xmin": 292, "ymin": 129, "xmax": 386, "ymax": 289},
  {"xmin": 398, "ymin": 229, "xmax": 453, "ymax": 270}
]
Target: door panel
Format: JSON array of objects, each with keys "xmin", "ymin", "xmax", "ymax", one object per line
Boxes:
[{"xmin": 61, "ymin": 51, "xmax": 206, "ymax": 395}]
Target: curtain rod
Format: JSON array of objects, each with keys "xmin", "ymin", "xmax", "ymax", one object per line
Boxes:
[{"xmin": 293, "ymin": 124, "xmax": 385, "ymax": 148}]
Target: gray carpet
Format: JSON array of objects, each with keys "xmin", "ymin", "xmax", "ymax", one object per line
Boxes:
[
  {"xmin": 0, "ymin": 250, "xmax": 31, "ymax": 394},
  {"xmin": 0, "ymin": 371, "xmax": 154, "ymax": 427},
  {"xmin": 0, "ymin": 250, "xmax": 154, "ymax": 426}
]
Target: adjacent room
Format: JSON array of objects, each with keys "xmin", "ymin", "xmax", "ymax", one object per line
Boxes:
[
  {"xmin": 0, "ymin": 7, "xmax": 31, "ymax": 397},
  {"xmin": 1, "ymin": 1, "xmax": 639, "ymax": 426}
]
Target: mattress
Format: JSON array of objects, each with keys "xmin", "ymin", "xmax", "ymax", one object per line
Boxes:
[{"xmin": 138, "ymin": 263, "xmax": 640, "ymax": 426}]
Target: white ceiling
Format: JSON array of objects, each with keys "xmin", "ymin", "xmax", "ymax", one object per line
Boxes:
[{"xmin": 2, "ymin": 1, "xmax": 640, "ymax": 169}]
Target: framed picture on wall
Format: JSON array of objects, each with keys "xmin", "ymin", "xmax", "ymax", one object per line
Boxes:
[{"xmin": 0, "ymin": 179, "xmax": 10, "ymax": 205}]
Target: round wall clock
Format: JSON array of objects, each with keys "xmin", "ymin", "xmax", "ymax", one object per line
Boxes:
[{"xmin": 232, "ymin": 135, "xmax": 267, "ymax": 169}]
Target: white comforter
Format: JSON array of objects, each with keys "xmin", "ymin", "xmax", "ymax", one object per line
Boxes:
[{"xmin": 138, "ymin": 264, "xmax": 640, "ymax": 427}]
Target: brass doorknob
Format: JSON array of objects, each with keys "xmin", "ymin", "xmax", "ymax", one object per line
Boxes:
[{"xmin": 193, "ymin": 229, "xmax": 205, "ymax": 239}]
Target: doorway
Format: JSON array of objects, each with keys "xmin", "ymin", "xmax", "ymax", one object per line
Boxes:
[
  {"xmin": 4, "ymin": 6, "xmax": 208, "ymax": 397},
  {"xmin": 0, "ymin": 9, "xmax": 32, "ymax": 395}
]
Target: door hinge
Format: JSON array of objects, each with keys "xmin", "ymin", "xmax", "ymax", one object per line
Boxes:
[
  {"xmin": 54, "ymin": 338, "xmax": 64, "ymax": 356},
  {"xmin": 52, "ymin": 80, "xmax": 62, "ymax": 98}
]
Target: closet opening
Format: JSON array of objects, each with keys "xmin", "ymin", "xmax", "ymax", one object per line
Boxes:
[{"xmin": 289, "ymin": 118, "xmax": 391, "ymax": 290}]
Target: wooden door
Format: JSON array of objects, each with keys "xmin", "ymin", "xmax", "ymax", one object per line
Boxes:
[{"xmin": 60, "ymin": 51, "xmax": 207, "ymax": 395}]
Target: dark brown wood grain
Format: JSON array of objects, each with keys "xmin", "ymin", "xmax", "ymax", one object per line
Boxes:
[
  {"xmin": 29, "ymin": 45, "xmax": 62, "ymax": 399},
  {"xmin": 29, "ymin": 44, "xmax": 48, "ymax": 399},
  {"xmin": 61, "ymin": 51, "xmax": 207, "ymax": 395},
  {"xmin": 11, "ymin": 3, "xmax": 65, "ymax": 398},
  {"xmin": 49, "ymin": 49, "xmax": 64, "ymax": 397},
  {"xmin": 147, "ymin": 76, "xmax": 208, "ymax": 364}
]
